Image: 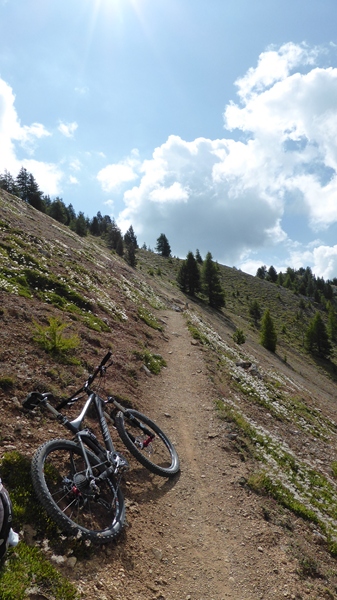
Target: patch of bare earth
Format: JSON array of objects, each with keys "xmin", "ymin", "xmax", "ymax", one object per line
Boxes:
[{"xmin": 59, "ymin": 308, "xmax": 336, "ymax": 600}]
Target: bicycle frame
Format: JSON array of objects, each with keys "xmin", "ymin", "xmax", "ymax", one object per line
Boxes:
[{"xmin": 39, "ymin": 391, "xmax": 129, "ymax": 477}]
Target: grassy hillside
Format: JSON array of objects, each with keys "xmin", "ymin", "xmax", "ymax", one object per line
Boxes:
[{"xmin": 2, "ymin": 189, "xmax": 337, "ymax": 597}]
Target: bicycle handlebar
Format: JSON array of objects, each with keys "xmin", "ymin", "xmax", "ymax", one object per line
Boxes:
[{"xmin": 22, "ymin": 351, "xmax": 113, "ymax": 412}]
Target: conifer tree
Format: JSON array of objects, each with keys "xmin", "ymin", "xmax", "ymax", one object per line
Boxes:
[
  {"xmin": 327, "ymin": 303, "xmax": 337, "ymax": 342},
  {"xmin": 26, "ymin": 172, "xmax": 44, "ymax": 211},
  {"xmin": 201, "ymin": 252, "xmax": 225, "ymax": 308},
  {"xmin": 260, "ymin": 309, "xmax": 277, "ymax": 352},
  {"xmin": 107, "ymin": 219, "xmax": 123, "ymax": 253},
  {"xmin": 249, "ymin": 299, "xmax": 261, "ymax": 326},
  {"xmin": 124, "ymin": 225, "xmax": 138, "ymax": 249},
  {"xmin": 177, "ymin": 251, "xmax": 200, "ymax": 296},
  {"xmin": 156, "ymin": 234, "xmax": 171, "ymax": 257},
  {"xmin": 75, "ymin": 212, "xmax": 88, "ymax": 237},
  {"xmin": 305, "ymin": 312, "xmax": 332, "ymax": 358},
  {"xmin": 124, "ymin": 226, "xmax": 138, "ymax": 266},
  {"xmin": 16, "ymin": 167, "xmax": 30, "ymax": 201},
  {"xmin": 195, "ymin": 249, "xmax": 203, "ymax": 264},
  {"xmin": 0, "ymin": 170, "xmax": 18, "ymax": 195}
]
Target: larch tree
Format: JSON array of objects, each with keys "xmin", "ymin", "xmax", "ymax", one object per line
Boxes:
[
  {"xmin": 156, "ymin": 234, "xmax": 171, "ymax": 257},
  {"xmin": 260, "ymin": 309, "xmax": 277, "ymax": 352},
  {"xmin": 201, "ymin": 252, "xmax": 225, "ymax": 308}
]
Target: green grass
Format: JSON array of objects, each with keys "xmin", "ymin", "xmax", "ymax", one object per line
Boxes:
[
  {"xmin": 137, "ymin": 306, "xmax": 163, "ymax": 330},
  {"xmin": 0, "ymin": 544, "xmax": 79, "ymax": 600},
  {"xmin": 32, "ymin": 317, "xmax": 80, "ymax": 361},
  {"xmin": 134, "ymin": 350, "xmax": 167, "ymax": 374}
]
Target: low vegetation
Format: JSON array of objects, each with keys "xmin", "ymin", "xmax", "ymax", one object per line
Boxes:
[{"xmin": 3, "ymin": 189, "xmax": 337, "ymax": 595}]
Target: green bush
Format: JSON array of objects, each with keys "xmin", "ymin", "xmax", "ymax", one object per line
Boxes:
[
  {"xmin": 33, "ymin": 317, "xmax": 80, "ymax": 359},
  {"xmin": 233, "ymin": 329, "xmax": 246, "ymax": 345}
]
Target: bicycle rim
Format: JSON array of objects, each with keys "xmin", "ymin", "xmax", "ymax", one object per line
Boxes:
[
  {"xmin": 115, "ymin": 410, "xmax": 180, "ymax": 477},
  {"xmin": 31, "ymin": 439, "xmax": 125, "ymax": 542}
]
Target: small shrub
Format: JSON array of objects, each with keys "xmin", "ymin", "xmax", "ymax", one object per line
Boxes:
[
  {"xmin": 297, "ymin": 555, "xmax": 322, "ymax": 579},
  {"xmin": 32, "ymin": 317, "xmax": 80, "ymax": 359},
  {"xmin": 233, "ymin": 329, "xmax": 246, "ymax": 345},
  {"xmin": 187, "ymin": 323, "xmax": 209, "ymax": 345},
  {"xmin": 138, "ymin": 307, "xmax": 163, "ymax": 331},
  {"xmin": 134, "ymin": 350, "xmax": 167, "ymax": 374},
  {"xmin": 331, "ymin": 461, "xmax": 337, "ymax": 479},
  {"xmin": 0, "ymin": 375, "xmax": 15, "ymax": 391}
]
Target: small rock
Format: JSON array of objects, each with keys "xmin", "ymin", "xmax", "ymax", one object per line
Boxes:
[
  {"xmin": 236, "ymin": 361, "xmax": 252, "ymax": 369},
  {"xmin": 67, "ymin": 556, "xmax": 77, "ymax": 568},
  {"xmin": 152, "ymin": 548, "xmax": 163, "ymax": 561},
  {"xmin": 141, "ymin": 364, "xmax": 152, "ymax": 376}
]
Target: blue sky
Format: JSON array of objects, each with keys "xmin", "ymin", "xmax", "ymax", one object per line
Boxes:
[{"xmin": 1, "ymin": 1, "xmax": 337, "ymax": 279}]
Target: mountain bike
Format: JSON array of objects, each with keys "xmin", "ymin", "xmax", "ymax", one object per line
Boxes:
[{"xmin": 22, "ymin": 350, "xmax": 180, "ymax": 543}]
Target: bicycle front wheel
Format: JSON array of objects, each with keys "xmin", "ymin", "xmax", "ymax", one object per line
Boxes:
[
  {"xmin": 115, "ymin": 409, "xmax": 180, "ymax": 477},
  {"xmin": 31, "ymin": 439, "xmax": 125, "ymax": 543}
]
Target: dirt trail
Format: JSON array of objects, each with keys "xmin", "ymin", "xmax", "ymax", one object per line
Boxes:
[
  {"xmin": 71, "ymin": 307, "xmax": 310, "ymax": 599},
  {"xmin": 138, "ymin": 308, "xmax": 237, "ymax": 600}
]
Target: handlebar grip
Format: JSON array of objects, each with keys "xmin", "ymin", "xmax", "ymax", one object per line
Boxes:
[
  {"xmin": 100, "ymin": 350, "xmax": 112, "ymax": 366},
  {"xmin": 22, "ymin": 392, "xmax": 43, "ymax": 410}
]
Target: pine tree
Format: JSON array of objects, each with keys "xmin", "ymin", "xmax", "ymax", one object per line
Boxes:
[
  {"xmin": 75, "ymin": 212, "xmax": 88, "ymax": 237},
  {"xmin": 107, "ymin": 219, "xmax": 123, "ymax": 252},
  {"xmin": 177, "ymin": 252, "xmax": 200, "ymax": 296},
  {"xmin": 256, "ymin": 265, "xmax": 267, "ymax": 279},
  {"xmin": 249, "ymin": 299, "xmax": 261, "ymax": 326},
  {"xmin": 0, "ymin": 170, "xmax": 18, "ymax": 195},
  {"xmin": 90, "ymin": 216, "xmax": 100, "ymax": 236},
  {"xmin": 260, "ymin": 309, "xmax": 277, "ymax": 352},
  {"xmin": 195, "ymin": 249, "xmax": 203, "ymax": 264},
  {"xmin": 156, "ymin": 234, "xmax": 171, "ymax": 257},
  {"xmin": 124, "ymin": 225, "xmax": 138, "ymax": 249},
  {"xmin": 327, "ymin": 303, "xmax": 337, "ymax": 342},
  {"xmin": 267, "ymin": 265, "xmax": 277, "ymax": 283},
  {"xmin": 124, "ymin": 243, "xmax": 136, "ymax": 267},
  {"xmin": 305, "ymin": 312, "xmax": 332, "ymax": 358},
  {"xmin": 16, "ymin": 167, "xmax": 30, "ymax": 201},
  {"xmin": 26, "ymin": 173, "xmax": 44, "ymax": 211},
  {"xmin": 201, "ymin": 252, "xmax": 225, "ymax": 308},
  {"xmin": 47, "ymin": 198, "xmax": 68, "ymax": 224}
]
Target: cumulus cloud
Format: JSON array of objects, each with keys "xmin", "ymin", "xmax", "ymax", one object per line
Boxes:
[
  {"xmin": 97, "ymin": 150, "xmax": 140, "ymax": 191},
  {"xmin": 58, "ymin": 121, "xmax": 78, "ymax": 138},
  {"xmin": 99, "ymin": 43, "xmax": 337, "ymax": 276},
  {"xmin": 22, "ymin": 159, "xmax": 63, "ymax": 196},
  {"xmin": 0, "ymin": 77, "xmax": 62, "ymax": 193}
]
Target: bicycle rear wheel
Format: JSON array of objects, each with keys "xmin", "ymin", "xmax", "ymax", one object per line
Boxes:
[
  {"xmin": 115, "ymin": 409, "xmax": 180, "ymax": 477},
  {"xmin": 31, "ymin": 439, "xmax": 125, "ymax": 543}
]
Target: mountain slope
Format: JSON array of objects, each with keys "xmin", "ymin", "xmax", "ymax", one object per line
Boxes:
[{"xmin": 1, "ymin": 190, "xmax": 337, "ymax": 599}]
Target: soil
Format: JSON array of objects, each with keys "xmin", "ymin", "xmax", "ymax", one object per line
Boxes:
[
  {"xmin": 55, "ymin": 307, "xmax": 337, "ymax": 600},
  {"xmin": 2, "ymin": 192, "xmax": 337, "ymax": 599}
]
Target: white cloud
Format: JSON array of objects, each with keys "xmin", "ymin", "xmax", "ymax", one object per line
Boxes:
[
  {"xmin": 0, "ymin": 77, "xmax": 62, "ymax": 194},
  {"xmin": 112, "ymin": 43, "xmax": 337, "ymax": 277},
  {"xmin": 58, "ymin": 121, "xmax": 78, "ymax": 138},
  {"xmin": 0, "ymin": 78, "xmax": 21, "ymax": 173},
  {"xmin": 97, "ymin": 152, "xmax": 140, "ymax": 191},
  {"xmin": 117, "ymin": 134, "xmax": 285, "ymax": 264},
  {"xmin": 22, "ymin": 159, "xmax": 63, "ymax": 196}
]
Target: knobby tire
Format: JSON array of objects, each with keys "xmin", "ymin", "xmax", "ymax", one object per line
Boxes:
[
  {"xmin": 115, "ymin": 409, "xmax": 180, "ymax": 477},
  {"xmin": 31, "ymin": 439, "xmax": 125, "ymax": 543}
]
